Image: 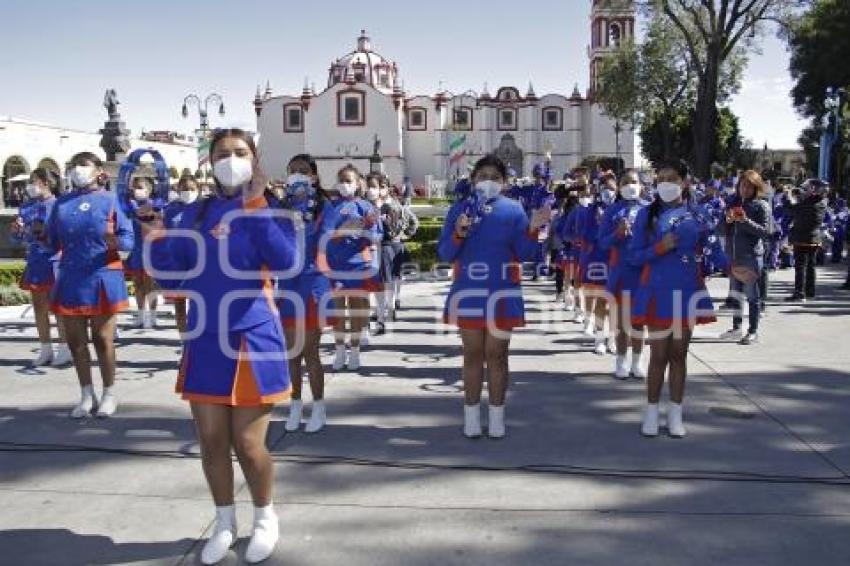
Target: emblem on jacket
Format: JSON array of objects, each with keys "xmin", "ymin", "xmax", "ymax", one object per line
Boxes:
[{"xmin": 210, "ymin": 223, "xmax": 231, "ymax": 239}]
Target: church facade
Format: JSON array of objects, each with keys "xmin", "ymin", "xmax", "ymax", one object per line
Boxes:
[{"xmin": 254, "ymin": 1, "xmax": 636, "ymax": 189}]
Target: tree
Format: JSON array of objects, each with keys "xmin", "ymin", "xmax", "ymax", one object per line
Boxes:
[
  {"xmin": 596, "ymin": 6, "xmax": 746, "ymax": 165},
  {"xmin": 788, "ymin": 0, "xmax": 850, "ymax": 121},
  {"xmin": 640, "ymin": 106, "xmax": 754, "ymax": 171},
  {"xmin": 650, "ymin": 0, "xmax": 802, "ymax": 178}
]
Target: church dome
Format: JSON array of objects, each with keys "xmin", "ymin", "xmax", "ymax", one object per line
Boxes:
[{"xmin": 327, "ymin": 30, "xmax": 400, "ymax": 94}]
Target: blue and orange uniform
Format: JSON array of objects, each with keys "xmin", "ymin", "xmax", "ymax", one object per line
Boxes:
[
  {"xmin": 124, "ymin": 198, "xmax": 166, "ymax": 277},
  {"xmin": 576, "ymin": 199, "xmax": 610, "ymax": 290},
  {"xmin": 322, "ymin": 197, "xmax": 382, "ymax": 294},
  {"xmin": 627, "ymin": 203, "xmax": 729, "ymax": 330},
  {"xmin": 149, "ymin": 194, "xmax": 298, "ymax": 406},
  {"xmin": 437, "ymin": 195, "xmax": 540, "ymax": 330},
  {"xmin": 598, "ymin": 198, "xmax": 645, "ymax": 303},
  {"xmin": 45, "ymin": 188, "xmax": 134, "ymax": 316},
  {"xmin": 16, "ymin": 196, "xmax": 58, "ymax": 293},
  {"xmin": 555, "ymin": 204, "xmax": 583, "ymax": 276},
  {"xmin": 278, "ymin": 199, "xmax": 335, "ymax": 330}
]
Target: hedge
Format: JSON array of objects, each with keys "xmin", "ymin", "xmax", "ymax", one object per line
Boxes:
[
  {"xmin": 0, "ymin": 285, "xmax": 29, "ymax": 307},
  {"xmin": 0, "ymin": 262, "xmax": 25, "ymax": 287}
]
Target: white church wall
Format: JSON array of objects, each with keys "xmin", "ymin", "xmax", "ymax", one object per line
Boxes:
[
  {"xmin": 583, "ymin": 104, "xmax": 635, "ymax": 167},
  {"xmin": 257, "ymin": 96, "xmax": 304, "ymax": 180}
]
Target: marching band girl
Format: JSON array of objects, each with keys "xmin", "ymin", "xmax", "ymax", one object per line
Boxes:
[
  {"xmin": 11, "ymin": 168, "xmax": 71, "ymax": 367},
  {"xmin": 144, "ymin": 129, "xmax": 297, "ymax": 564},
  {"xmin": 279, "ymin": 154, "xmax": 333, "ymax": 434},
  {"xmin": 438, "ymin": 155, "xmax": 550, "ymax": 439},
  {"xmin": 365, "ymin": 173, "xmax": 391, "ymax": 335},
  {"xmin": 124, "ymin": 176, "xmax": 161, "ymax": 329},
  {"xmin": 577, "ymin": 177, "xmax": 616, "ymax": 354},
  {"xmin": 560, "ymin": 179, "xmax": 590, "ymax": 318},
  {"xmin": 162, "ymin": 176, "xmax": 201, "ymax": 335},
  {"xmin": 598, "ymin": 171, "xmax": 646, "ymax": 378},
  {"xmin": 324, "ymin": 165, "xmax": 381, "ymax": 371},
  {"xmin": 46, "ymin": 152, "xmax": 134, "ymax": 418},
  {"xmin": 628, "ymin": 165, "xmax": 726, "ymax": 438}
]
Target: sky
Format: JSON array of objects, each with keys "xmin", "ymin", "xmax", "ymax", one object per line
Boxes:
[{"xmin": 0, "ymin": 0, "xmax": 807, "ymax": 149}]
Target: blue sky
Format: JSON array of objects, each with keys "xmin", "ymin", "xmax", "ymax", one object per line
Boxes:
[{"xmin": 0, "ymin": 0, "xmax": 806, "ymax": 149}]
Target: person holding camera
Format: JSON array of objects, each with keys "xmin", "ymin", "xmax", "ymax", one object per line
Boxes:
[
  {"xmin": 783, "ymin": 179, "xmax": 829, "ymax": 302},
  {"xmin": 719, "ymin": 171, "xmax": 771, "ymax": 345}
]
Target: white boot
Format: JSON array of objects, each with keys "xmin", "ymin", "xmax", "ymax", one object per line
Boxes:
[
  {"xmin": 359, "ymin": 328, "xmax": 370, "ymax": 347},
  {"xmin": 285, "ymin": 400, "xmax": 303, "ymax": 432},
  {"xmin": 245, "ymin": 505, "xmax": 279, "ymax": 564},
  {"xmin": 463, "ymin": 404, "xmax": 482, "ymax": 438},
  {"xmin": 200, "ymin": 505, "xmax": 237, "ymax": 565},
  {"xmin": 583, "ymin": 319, "xmax": 595, "ymax": 336},
  {"xmin": 641, "ymin": 403, "xmax": 659, "ymax": 437},
  {"xmin": 305, "ymin": 400, "xmax": 326, "ymax": 434},
  {"xmin": 630, "ymin": 352, "xmax": 646, "ymax": 379},
  {"xmin": 32, "ymin": 343, "xmax": 53, "ymax": 367},
  {"xmin": 593, "ymin": 331, "xmax": 607, "ymax": 355},
  {"xmin": 565, "ymin": 293, "xmax": 576, "ymax": 312},
  {"xmin": 70, "ymin": 385, "xmax": 97, "ymax": 419},
  {"xmin": 614, "ymin": 355, "xmax": 629, "ymax": 379},
  {"xmin": 51, "ymin": 344, "xmax": 72, "ymax": 367},
  {"xmin": 96, "ymin": 387, "xmax": 118, "ymax": 418},
  {"xmin": 347, "ymin": 347, "xmax": 361, "ymax": 371},
  {"xmin": 607, "ymin": 335, "xmax": 617, "ymax": 354},
  {"xmin": 332, "ymin": 346, "xmax": 347, "ymax": 371},
  {"xmin": 130, "ymin": 311, "xmax": 144, "ymax": 329},
  {"xmin": 667, "ymin": 402, "xmax": 686, "ymax": 438},
  {"xmin": 488, "ymin": 405, "xmax": 506, "ymax": 439}
]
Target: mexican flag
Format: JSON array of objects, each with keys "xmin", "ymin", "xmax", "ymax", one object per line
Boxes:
[
  {"xmin": 449, "ymin": 133, "xmax": 467, "ymax": 165},
  {"xmin": 198, "ymin": 137, "xmax": 211, "ymax": 167}
]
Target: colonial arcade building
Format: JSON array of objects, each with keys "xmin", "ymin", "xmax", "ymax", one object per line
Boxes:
[{"xmin": 254, "ymin": 1, "xmax": 636, "ymax": 187}]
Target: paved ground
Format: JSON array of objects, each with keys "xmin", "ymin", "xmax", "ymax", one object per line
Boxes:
[{"xmin": 1, "ymin": 265, "xmax": 849, "ymax": 566}]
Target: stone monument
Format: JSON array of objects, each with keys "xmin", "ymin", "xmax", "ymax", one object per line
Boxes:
[{"xmin": 99, "ymin": 89, "xmax": 131, "ymax": 163}]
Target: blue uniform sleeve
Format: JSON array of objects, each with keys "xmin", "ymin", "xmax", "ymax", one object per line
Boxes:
[
  {"xmin": 627, "ymin": 209, "xmax": 666, "ymax": 267},
  {"xmin": 256, "ymin": 213, "xmax": 298, "ymax": 273},
  {"xmin": 510, "ymin": 205, "xmax": 540, "ymax": 262},
  {"xmin": 597, "ymin": 206, "xmax": 622, "ymax": 252},
  {"xmin": 44, "ymin": 201, "xmax": 62, "ymax": 256},
  {"xmin": 113, "ymin": 203, "xmax": 135, "ymax": 252},
  {"xmin": 148, "ymin": 208, "xmax": 194, "ymax": 290},
  {"xmin": 437, "ymin": 202, "xmax": 465, "ymax": 263}
]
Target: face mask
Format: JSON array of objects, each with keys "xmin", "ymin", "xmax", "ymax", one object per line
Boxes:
[
  {"xmin": 366, "ymin": 187, "xmax": 380, "ymax": 202},
  {"xmin": 286, "ymin": 174, "xmax": 311, "ymax": 192},
  {"xmin": 168, "ymin": 190, "xmax": 179, "ymax": 203},
  {"xmin": 379, "ymin": 188, "xmax": 389, "ymax": 199},
  {"xmin": 133, "ymin": 189, "xmax": 149, "ymax": 201},
  {"xmin": 600, "ymin": 189, "xmax": 616, "ymax": 205},
  {"xmin": 578, "ymin": 197, "xmax": 591, "ymax": 207},
  {"xmin": 336, "ymin": 182, "xmax": 357, "ymax": 199},
  {"xmin": 474, "ymin": 180, "xmax": 503, "ymax": 200},
  {"xmin": 620, "ymin": 183, "xmax": 640, "ymax": 201},
  {"xmin": 657, "ymin": 182, "xmax": 683, "ymax": 203},
  {"xmin": 180, "ymin": 191, "xmax": 198, "ymax": 204},
  {"xmin": 25, "ymin": 184, "xmax": 41, "ymax": 199},
  {"xmin": 213, "ymin": 156, "xmax": 253, "ymax": 191},
  {"xmin": 70, "ymin": 165, "xmax": 96, "ymax": 188}
]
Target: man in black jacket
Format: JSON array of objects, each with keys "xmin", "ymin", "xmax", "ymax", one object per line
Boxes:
[{"xmin": 783, "ymin": 179, "xmax": 829, "ymax": 302}]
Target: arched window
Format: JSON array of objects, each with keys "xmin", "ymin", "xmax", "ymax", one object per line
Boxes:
[
  {"xmin": 2, "ymin": 155, "xmax": 31, "ymax": 208},
  {"xmin": 609, "ymin": 23, "xmax": 622, "ymax": 47}
]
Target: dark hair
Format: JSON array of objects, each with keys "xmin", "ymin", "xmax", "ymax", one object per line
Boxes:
[
  {"xmin": 177, "ymin": 176, "xmax": 199, "ymax": 191},
  {"xmin": 471, "ymin": 154, "xmax": 507, "ymax": 181},
  {"xmin": 337, "ymin": 163, "xmax": 362, "ymax": 181},
  {"xmin": 68, "ymin": 152, "xmax": 103, "ymax": 168},
  {"xmin": 209, "ymin": 128, "xmax": 257, "ymax": 160},
  {"xmin": 30, "ymin": 167, "xmax": 61, "ymax": 196},
  {"xmin": 365, "ymin": 173, "xmax": 383, "ymax": 188}
]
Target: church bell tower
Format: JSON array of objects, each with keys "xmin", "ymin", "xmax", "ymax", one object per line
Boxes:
[{"xmin": 588, "ymin": 0, "xmax": 636, "ymax": 98}]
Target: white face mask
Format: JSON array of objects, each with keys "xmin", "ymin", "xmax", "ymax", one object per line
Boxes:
[
  {"xmin": 180, "ymin": 190, "xmax": 198, "ymax": 204},
  {"xmin": 474, "ymin": 180, "xmax": 502, "ymax": 200},
  {"xmin": 620, "ymin": 183, "xmax": 641, "ymax": 201},
  {"xmin": 133, "ymin": 189, "xmax": 149, "ymax": 201},
  {"xmin": 213, "ymin": 156, "xmax": 253, "ymax": 192},
  {"xmin": 366, "ymin": 187, "xmax": 380, "ymax": 202},
  {"xmin": 379, "ymin": 188, "xmax": 389, "ymax": 199},
  {"xmin": 578, "ymin": 196, "xmax": 591, "ymax": 207},
  {"xmin": 70, "ymin": 165, "xmax": 96, "ymax": 188},
  {"xmin": 600, "ymin": 189, "xmax": 616, "ymax": 205},
  {"xmin": 336, "ymin": 182, "xmax": 358, "ymax": 199},
  {"xmin": 25, "ymin": 184, "xmax": 41, "ymax": 199},
  {"xmin": 168, "ymin": 190, "xmax": 179, "ymax": 203},
  {"xmin": 657, "ymin": 182, "xmax": 683, "ymax": 203}
]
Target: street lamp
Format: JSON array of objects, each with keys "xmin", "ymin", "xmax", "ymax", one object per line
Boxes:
[
  {"xmin": 182, "ymin": 93, "xmax": 225, "ymax": 137},
  {"xmin": 614, "ymin": 121, "xmax": 623, "ymax": 176}
]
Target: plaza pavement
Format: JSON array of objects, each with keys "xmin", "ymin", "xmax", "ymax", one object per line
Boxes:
[{"xmin": 1, "ymin": 265, "xmax": 849, "ymax": 565}]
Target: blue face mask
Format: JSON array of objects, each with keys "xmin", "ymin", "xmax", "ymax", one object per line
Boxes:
[{"xmin": 286, "ymin": 174, "xmax": 315, "ymax": 203}]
